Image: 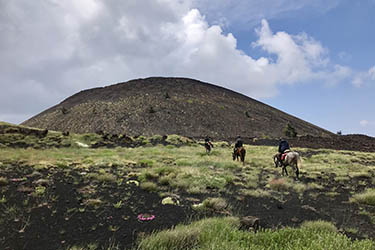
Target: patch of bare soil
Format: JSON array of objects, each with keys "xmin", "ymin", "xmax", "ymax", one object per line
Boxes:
[
  {"xmin": 0, "ymin": 169, "xmax": 194, "ymax": 250},
  {"xmin": 1, "ymin": 164, "xmax": 375, "ymax": 250}
]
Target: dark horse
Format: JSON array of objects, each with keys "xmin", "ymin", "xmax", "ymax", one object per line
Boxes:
[
  {"xmin": 233, "ymin": 147, "xmax": 246, "ymax": 165},
  {"xmin": 204, "ymin": 141, "xmax": 213, "ymax": 154}
]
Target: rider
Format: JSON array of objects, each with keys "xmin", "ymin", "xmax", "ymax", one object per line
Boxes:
[
  {"xmin": 205, "ymin": 136, "xmax": 213, "ymax": 148},
  {"xmin": 234, "ymin": 135, "xmax": 244, "ymax": 154},
  {"xmin": 278, "ymin": 139, "xmax": 290, "ymax": 161}
]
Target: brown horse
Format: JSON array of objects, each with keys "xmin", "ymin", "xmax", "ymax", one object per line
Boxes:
[
  {"xmin": 204, "ymin": 141, "xmax": 213, "ymax": 154},
  {"xmin": 233, "ymin": 147, "xmax": 246, "ymax": 165}
]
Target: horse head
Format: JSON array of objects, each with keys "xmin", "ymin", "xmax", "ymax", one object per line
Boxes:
[{"xmin": 273, "ymin": 154, "xmax": 281, "ymax": 168}]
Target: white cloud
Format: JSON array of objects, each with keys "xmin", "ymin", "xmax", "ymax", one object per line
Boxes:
[
  {"xmin": 360, "ymin": 120, "xmax": 375, "ymax": 127},
  {"xmin": 0, "ymin": 0, "xmax": 359, "ymax": 124},
  {"xmin": 352, "ymin": 66, "xmax": 375, "ymax": 87}
]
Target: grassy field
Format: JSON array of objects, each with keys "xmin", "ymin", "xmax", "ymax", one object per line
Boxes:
[{"xmin": 1, "ymin": 131, "xmax": 375, "ymax": 249}]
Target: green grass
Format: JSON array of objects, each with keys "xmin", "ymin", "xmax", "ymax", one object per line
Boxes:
[
  {"xmin": 140, "ymin": 182, "xmax": 158, "ymax": 192},
  {"xmin": 300, "ymin": 220, "xmax": 337, "ymax": 232},
  {"xmin": 1, "ymin": 143, "xmax": 375, "ymax": 198},
  {"xmin": 2, "ymin": 133, "xmax": 375, "ymax": 249},
  {"xmin": 351, "ymin": 188, "xmax": 375, "ymax": 206},
  {"xmin": 136, "ymin": 217, "xmax": 375, "ymax": 250}
]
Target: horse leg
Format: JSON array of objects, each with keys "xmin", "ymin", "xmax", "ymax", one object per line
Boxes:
[
  {"xmin": 283, "ymin": 166, "xmax": 288, "ymax": 176},
  {"xmin": 295, "ymin": 165, "xmax": 299, "ymax": 180},
  {"xmin": 241, "ymin": 151, "xmax": 246, "ymax": 165}
]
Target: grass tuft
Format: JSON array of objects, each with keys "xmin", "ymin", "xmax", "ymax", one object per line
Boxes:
[
  {"xmin": 300, "ymin": 220, "xmax": 337, "ymax": 232},
  {"xmin": 268, "ymin": 178, "xmax": 290, "ymax": 192},
  {"xmin": 350, "ymin": 188, "xmax": 375, "ymax": 206},
  {"xmin": 0, "ymin": 177, "xmax": 8, "ymax": 186},
  {"xmin": 140, "ymin": 182, "xmax": 158, "ymax": 192}
]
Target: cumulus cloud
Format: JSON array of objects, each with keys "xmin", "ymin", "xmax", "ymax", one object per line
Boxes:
[{"xmin": 0, "ymin": 0, "xmax": 359, "ymax": 124}]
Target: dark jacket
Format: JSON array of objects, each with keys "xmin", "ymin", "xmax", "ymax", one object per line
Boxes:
[
  {"xmin": 278, "ymin": 140, "xmax": 290, "ymax": 153},
  {"xmin": 235, "ymin": 137, "xmax": 243, "ymax": 148}
]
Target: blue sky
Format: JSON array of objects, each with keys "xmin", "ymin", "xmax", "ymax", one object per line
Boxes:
[
  {"xmin": 0, "ymin": 0, "xmax": 374, "ymax": 136},
  {"xmin": 259, "ymin": 0, "xmax": 375, "ymax": 136}
]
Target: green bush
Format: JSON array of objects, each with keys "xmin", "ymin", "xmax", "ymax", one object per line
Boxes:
[{"xmin": 283, "ymin": 123, "xmax": 297, "ymax": 138}]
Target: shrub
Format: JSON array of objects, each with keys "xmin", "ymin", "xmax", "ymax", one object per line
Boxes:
[
  {"xmin": 268, "ymin": 178, "xmax": 290, "ymax": 192},
  {"xmin": 241, "ymin": 188, "xmax": 271, "ymax": 198},
  {"xmin": 0, "ymin": 177, "xmax": 8, "ymax": 186},
  {"xmin": 159, "ymin": 176, "xmax": 171, "ymax": 186},
  {"xmin": 138, "ymin": 159, "xmax": 154, "ymax": 167},
  {"xmin": 201, "ymin": 197, "xmax": 228, "ymax": 211},
  {"xmin": 283, "ymin": 123, "xmax": 297, "ymax": 138},
  {"xmin": 140, "ymin": 182, "xmax": 158, "ymax": 192},
  {"xmin": 87, "ymin": 173, "xmax": 116, "ymax": 183},
  {"xmin": 351, "ymin": 188, "xmax": 375, "ymax": 206},
  {"xmin": 300, "ymin": 220, "xmax": 337, "ymax": 233},
  {"xmin": 32, "ymin": 186, "xmax": 46, "ymax": 197},
  {"xmin": 84, "ymin": 198, "xmax": 103, "ymax": 207},
  {"xmin": 139, "ymin": 170, "xmax": 158, "ymax": 182}
]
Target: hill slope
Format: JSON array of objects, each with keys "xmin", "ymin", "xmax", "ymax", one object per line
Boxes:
[{"xmin": 22, "ymin": 77, "xmax": 333, "ymax": 139}]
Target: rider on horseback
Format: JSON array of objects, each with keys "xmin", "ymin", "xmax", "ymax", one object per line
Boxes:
[
  {"xmin": 277, "ymin": 139, "xmax": 290, "ymax": 161},
  {"xmin": 205, "ymin": 136, "xmax": 213, "ymax": 148},
  {"xmin": 234, "ymin": 135, "xmax": 244, "ymax": 154}
]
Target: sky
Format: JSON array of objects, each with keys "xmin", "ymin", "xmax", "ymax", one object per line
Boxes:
[{"xmin": 1, "ymin": 0, "xmax": 374, "ymax": 136}]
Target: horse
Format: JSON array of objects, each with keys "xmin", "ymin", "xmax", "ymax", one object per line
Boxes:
[
  {"xmin": 233, "ymin": 147, "xmax": 246, "ymax": 165},
  {"xmin": 204, "ymin": 141, "xmax": 213, "ymax": 154},
  {"xmin": 273, "ymin": 151, "xmax": 302, "ymax": 179}
]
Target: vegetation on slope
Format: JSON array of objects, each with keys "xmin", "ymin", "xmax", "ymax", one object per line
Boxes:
[
  {"xmin": 1, "ymin": 125, "xmax": 375, "ymax": 249},
  {"xmin": 137, "ymin": 217, "xmax": 374, "ymax": 250}
]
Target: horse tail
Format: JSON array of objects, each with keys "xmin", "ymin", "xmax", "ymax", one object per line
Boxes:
[{"xmin": 297, "ymin": 154, "xmax": 302, "ymax": 169}]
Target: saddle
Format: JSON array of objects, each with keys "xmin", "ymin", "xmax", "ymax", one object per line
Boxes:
[
  {"xmin": 235, "ymin": 146, "xmax": 244, "ymax": 154},
  {"xmin": 281, "ymin": 149, "xmax": 291, "ymax": 161}
]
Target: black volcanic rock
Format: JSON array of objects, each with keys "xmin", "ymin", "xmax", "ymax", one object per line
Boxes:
[{"xmin": 22, "ymin": 77, "xmax": 333, "ymax": 140}]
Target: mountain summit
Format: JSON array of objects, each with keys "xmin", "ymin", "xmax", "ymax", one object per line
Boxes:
[{"xmin": 22, "ymin": 77, "xmax": 332, "ymax": 139}]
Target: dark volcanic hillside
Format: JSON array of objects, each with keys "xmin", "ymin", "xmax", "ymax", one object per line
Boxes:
[{"xmin": 22, "ymin": 77, "xmax": 333, "ymax": 139}]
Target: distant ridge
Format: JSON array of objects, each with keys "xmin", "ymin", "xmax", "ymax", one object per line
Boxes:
[{"xmin": 22, "ymin": 77, "xmax": 333, "ymax": 140}]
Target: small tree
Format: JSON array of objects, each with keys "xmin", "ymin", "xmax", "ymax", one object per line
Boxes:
[{"xmin": 283, "ymin": 123, "xmax": 297, "ymax": 138}]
